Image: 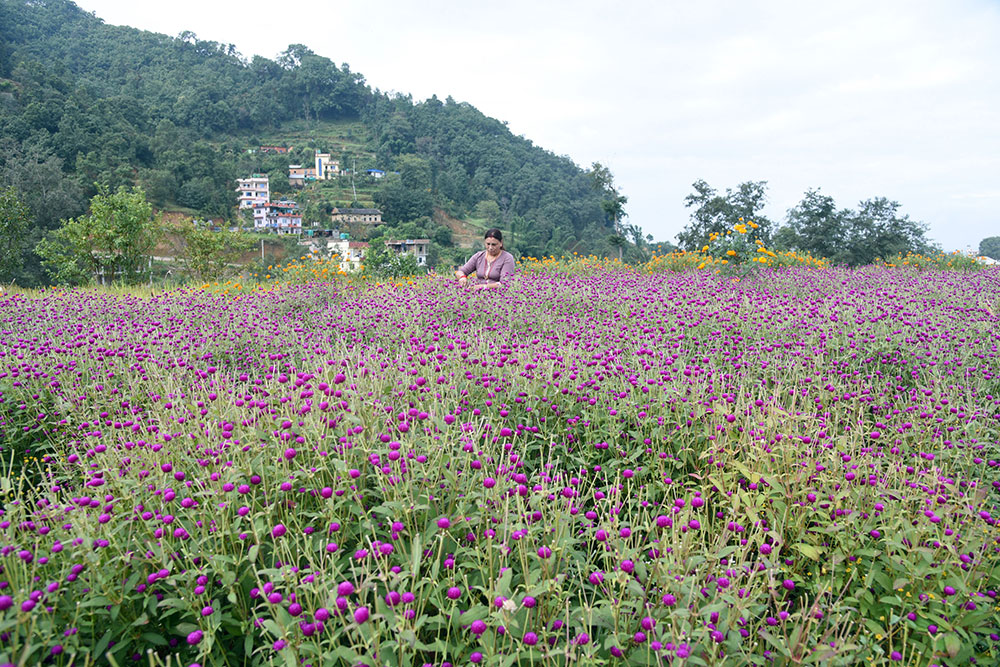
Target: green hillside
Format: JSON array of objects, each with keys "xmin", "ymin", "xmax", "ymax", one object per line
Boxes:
[{"xmin": 0, "ymin": 0, "xmax": 620, "ymax": 285}]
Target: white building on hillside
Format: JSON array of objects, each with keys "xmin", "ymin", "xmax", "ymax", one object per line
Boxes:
[
  {"xmin": 315, "ymin": 152, "xmax": 340, "ymax": 180},
  {"xmin": 253, "ymin": 199, "xmax": 302, "ymax": 234},
  {"xmin": 236, "ymin": 174, "xmax": 269, "ymax": 209}
]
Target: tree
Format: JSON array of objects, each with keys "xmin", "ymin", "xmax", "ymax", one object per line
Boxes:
[
  {"xmin": 35, "ymin": 186, "xmax": 161, "ymax": 285},
  {"xmin": 373, "ymin": 177, "xmax": 434, "ymax": 223},
  {"xmin": 473, "ymin": 199, "xmax": 502, "ymax": 226},
  {"xmin": 774, "ymin": 189, "xmax": 847, "ymax": 260},
  {"xmin": 0, "ymin": 186, "xmax": 30, "ymax": 284},
  {"xmin": 774, "ymin": 191, "xmax": 932, "ymax": 266},
  {"xmin": 589, "ymin": 162, "xmax": 628, "ymax": 259},
  {"xmin": 395, "ymin": 154, "xmax": 432, "ymax": 191},
  {"xmin": 678, "ymin": 179, "xmax": 773, "ymax": 250},
  {"xmin": 362, "ymin": 237, "xmax": 419, "ymax": 279},
  {"xmin": 979, "ymin": 236, "xmax": 1000, "ymax": 260},
  {"xmin": 842, "ymin": 197, "xmax": 931, "ymax": 266},
  {"xmin": 172, "ymin": 223, "xmax": 256, "ymax": 281}
]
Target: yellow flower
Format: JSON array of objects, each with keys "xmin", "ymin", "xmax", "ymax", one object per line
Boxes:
[{"xmin": 727, "ymin": 249, "xmax": 736, "ymax": 256}]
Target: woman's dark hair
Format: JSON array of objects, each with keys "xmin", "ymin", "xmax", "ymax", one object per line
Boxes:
[{"xmin": 484, "ymin": 228, "xmax": 503, "ymax": 243}]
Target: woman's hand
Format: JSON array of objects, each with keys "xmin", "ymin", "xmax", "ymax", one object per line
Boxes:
[{"xmin": 458, "ymin": 276, "xmax": 468, "ymax": 287}]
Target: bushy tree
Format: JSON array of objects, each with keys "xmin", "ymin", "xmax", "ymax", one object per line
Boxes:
[
  {"xmin": 172, "ymin": 223, "xmax": 256, "ymax": 281},
  {"xmin": 776, "ymin": 190, "xmax": 932, "ymax": 266},
  {"xmin": 774, "ymin": 188, "xmax": 848, "ymax": 260},
  {"xmin": 678, "ymin": 179, "xmax": 773, "ymax": 250},
  {"xmin": 35, "ymin": 186, "xmax": 161, "ymax": 285},
  {"xmin": 0, "ymin": 186, "xmax": 30, "ymax": 284},
  {"xmin": 362, "ymin": 237, "xmax": 420, "ymax": 279},
  {"xmin": 979, "ymin": 236, "xmax": 1000, "ymax": 260}
]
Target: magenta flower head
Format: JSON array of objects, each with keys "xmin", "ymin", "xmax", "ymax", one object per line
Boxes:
[
  {"xmin": 447, "ymin": 586, "xmax": 462, "ymax": 600},
  {"xmin": 537, "ymin": 546, "xmax": 552, "ymax": 559},
  {"xmin": 186, "ymin": 630, "xmax": 203, "ymax": 645},
  {"xmin": 271, "ymin": 524, "xmax": 287, "ymax": 539},
  {"xmin": 782, "ymin": 579, "xmax": 795, "ymax": 591},
  {"xmin": 283, "ymin": 448, "xmax": 296, "ymax": 460},
  {"xmin": 353, "ymin": 606, "xmax": 369, "ymax": 624},
  {"xmin": 523, "ymin": 632, "xmax": 538, "ymax": 646},
  {"xmin": 337, "ymin": 581, "xmax": 355, "ymax": 596},
  {"xmin": 437, "ymin": 517, "xmax": 451, "ymax": 530}
]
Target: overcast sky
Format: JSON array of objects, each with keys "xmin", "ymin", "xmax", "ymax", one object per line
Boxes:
[{"xmin": 75, "ymin": 0, "xmax": 1000, "ymax": 251}]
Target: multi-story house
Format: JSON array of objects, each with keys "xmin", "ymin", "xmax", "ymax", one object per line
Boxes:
[
  {"xmin": 253, "ymin": 199, "xmax": 303, "ymax": 234},
  {"xmin": 330, "ymin": 207, "xmax": 382, "ymax": 225},
  {"xmin": 236, "ymin": 174, "xmax": 269, "ymax": 209},
  {"xmin": 288, "ymin": 165, "xmax": 317, "ymax": 187},
  {"xmin": 315, "ymin": 152, "xmax": 340, "ymax": 179}
]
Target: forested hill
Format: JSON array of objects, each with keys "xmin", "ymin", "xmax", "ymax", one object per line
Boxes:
[{"xmin": 0, "ymin": 0, "xmax": 615, "ymax": 284}]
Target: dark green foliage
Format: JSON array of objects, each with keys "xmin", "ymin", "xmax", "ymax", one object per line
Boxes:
[
  {"xmin": 777, "ymin": 189, "xmax": 934, "ymax": 266},
  {"xmin": 364, "ymin": 94, "xmax": 612, "ymax": 257},
  {"xmin": 979, "ymin": 236, "xmax": 1000, "ymax": 260},
  {"xmin": 35, "ymin": 186, "xmax": 161, "ymax": 286},
  {"xmin": 1, "ymin": 0, "xmax": 620, "ymax": 286},
  {"xmin": 0, "ymin": 186, "xmax": 30, "ymax": 283}
]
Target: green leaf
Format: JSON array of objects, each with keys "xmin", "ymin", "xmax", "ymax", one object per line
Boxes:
[
  {"xmin": 944, "ymin": 633, "xmax": 961, "ymax": 658},
  {"xmin": 793, "ymin": 543, "xmax": 821, "ymax": 560},
  {"xmin": 140, "ymin": 632, "xmax": 168, "ymax": 646},
  {"xmin": 93, "ymin": 629, "xmax": 113, "ymax": 657}
]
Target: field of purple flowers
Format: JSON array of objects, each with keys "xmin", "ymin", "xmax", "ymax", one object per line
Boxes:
[{"xmin": 1, "ymin": 267, "xmax": 999, "ymax": 667}]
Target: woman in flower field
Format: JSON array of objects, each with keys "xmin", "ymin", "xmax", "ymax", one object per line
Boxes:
[{"xmin": 455, "ymin": 228, "xmax": 516, "ymax": 290}]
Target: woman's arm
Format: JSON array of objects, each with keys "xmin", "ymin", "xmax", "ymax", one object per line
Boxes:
[
  {"xmin": 455, "ymin": 252, "xmax": 482, "ymax": 283},
  {"xmin": 455, "ymin": 250, "xmax": 483, "ymax": 285}
]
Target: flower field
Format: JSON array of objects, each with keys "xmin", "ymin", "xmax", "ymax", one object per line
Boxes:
[{"xmin": 1, "ymin": 267, "xmax": 999, "ymax": 667}]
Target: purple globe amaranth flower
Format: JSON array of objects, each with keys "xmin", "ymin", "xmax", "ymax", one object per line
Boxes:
[
  {"xmin": 523, "ymin": 632, "xmax": 538, "ymax": 646},
  {"xmin": 353, "ymin": 607, "xmax": 369, "ymax": 624},
  {"xmin": 271, "ymin": 524, "xmax": 287, "ymax": 539},
  {"xmin": 186, "ymin": 630, "xmax": 203, "ymax": 645}
]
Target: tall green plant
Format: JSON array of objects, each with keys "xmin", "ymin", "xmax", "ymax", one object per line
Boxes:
[
  {"xmin": 35, "ymin": 185, "xmax": 161, "ymax": 285},
  {"xmin": 0, "ymin": 186, "xmax": 30, "ymax": 284}
]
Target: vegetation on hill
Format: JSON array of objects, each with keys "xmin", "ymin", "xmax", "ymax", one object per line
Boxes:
[{"xmin": 0, "ymin": 0, "xmax": 615, "ymax": 286}]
